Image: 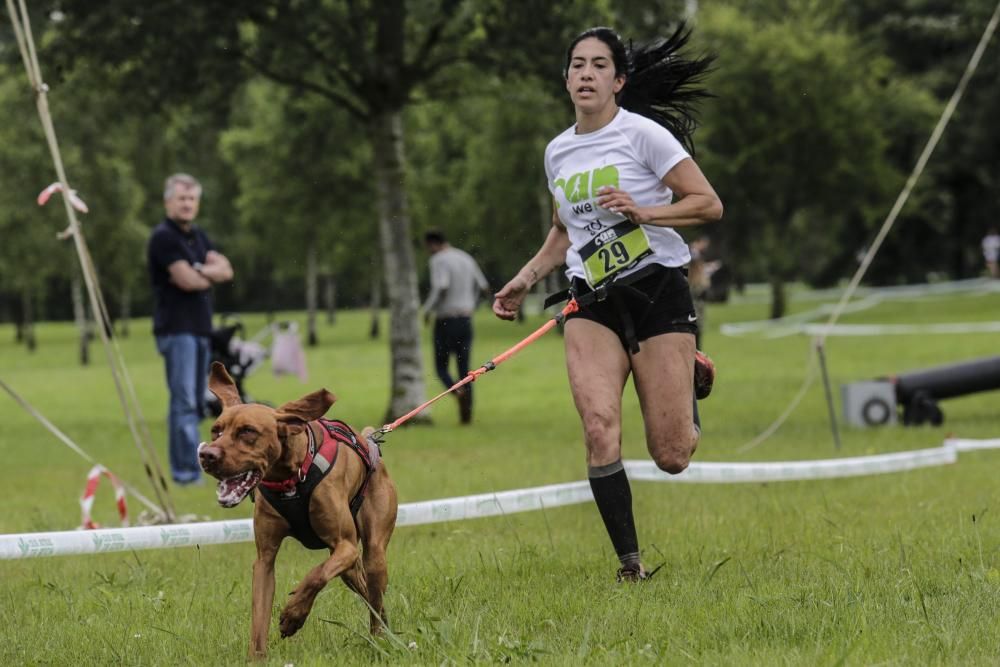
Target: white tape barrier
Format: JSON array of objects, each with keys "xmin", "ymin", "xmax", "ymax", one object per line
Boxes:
[
  {"xmin": 3, "ymin": 439, "xmax": 1000, "ymax": 560},
  {"xmin": 625, "ymin": 445, "xmax": 956, "ymax": 483},
  {"xmin": 0, "ymin": 481, "xmax": 594, "ymax": 560},
  {"xmin": 721, "ymin": 296, "xmax": 881, "ymax": 338},
  {"xmin": 729, "ymin": 277, "xmax": 1000, "ymax": 307},
  {"xmin": 798, "ymin": 322, "xmax": 1000, "ymax": 337},
  {"xmin": 944, "ymin": 437, "xmax": 1000, "ymax": 452},
  {"xmin": 723, "ymin": 317, "xmax": 1000, "ymax": 340},
  {"xmin": 721, "ymin": 278, "xmax": 1000, "ymax": 339},
  {"xmin": 396, "ymin": 480, "xmax": 592, "ymax": 527}
]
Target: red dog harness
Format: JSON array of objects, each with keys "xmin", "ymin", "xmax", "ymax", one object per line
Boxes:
[{"xmin": 257, "ymin": 418, "xmax": 379, "ymax": 550}]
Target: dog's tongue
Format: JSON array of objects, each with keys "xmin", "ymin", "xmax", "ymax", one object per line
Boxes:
[{"xmin": 216, "ymin": 470, "xmax": 261, "ymax": 508}]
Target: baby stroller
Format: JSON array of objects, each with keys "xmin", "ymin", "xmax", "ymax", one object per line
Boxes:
[{"xmin": 205, "ymin": 315, "xmax": 270, "ymax": 417}]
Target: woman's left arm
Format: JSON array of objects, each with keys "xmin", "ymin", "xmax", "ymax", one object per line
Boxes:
[{"xmin": 596, "ymin": 158, "xmax": 723, "ymax": 228}]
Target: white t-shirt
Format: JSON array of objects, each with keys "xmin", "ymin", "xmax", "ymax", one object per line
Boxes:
[
  {"xmin": 982, "ymin": 233, "xmax": 1000, "ymax": 263},
  {"xmin": 545, "ymin": 108, "xmax": 692, "ymax": 283},
  {"xmin": 422, "ymin": 246, "xmax": 489, "ymax": 318}
]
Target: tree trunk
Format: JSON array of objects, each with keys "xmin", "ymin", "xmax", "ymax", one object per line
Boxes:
[
  {"xmin": 369, "ymin": 110, "xmax": 428, "ymax": 423},
  {"xmin": 324, "ymin": 273, "xmax": 337, "ymax": 325},
  {"xmin": 538, "ymin": 185, "xmax": 560, "ymax": 297},
  {"xmin": 369, "ymin": 265, "xmax": 381, "ymax": 340},
  {"xmin": 769, "ymin": 276, "xmax": 787, "ymax": 320},
  {"xmin": 118, "ymin": 284, "xmax": 131, "ymax": 338},
  {"xmin": 21, "ymin": 289, "xmax": 36, "ymax": 352},
  {"xmin": 305, "ymin": 245, "xmax": 319, "ymax": 346},
  {"xmin": 71, "ymin": 271, "xmax": 91, "ymax": 365}
]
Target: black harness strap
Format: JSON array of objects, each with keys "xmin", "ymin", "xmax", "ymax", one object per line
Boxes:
[{"xmin": 319, "ymin": 419, "xmax": 377, "ymax": 517}]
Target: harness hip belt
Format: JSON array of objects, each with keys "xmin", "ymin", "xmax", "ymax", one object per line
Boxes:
[{"xmin": 543, "ymin": 263, "xmax": 672, "ymax": 354}]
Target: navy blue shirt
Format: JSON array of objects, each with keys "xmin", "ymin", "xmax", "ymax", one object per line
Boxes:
[{"xmin": 147, "ymin": 218, "xmax": 216, "ymax": 336}]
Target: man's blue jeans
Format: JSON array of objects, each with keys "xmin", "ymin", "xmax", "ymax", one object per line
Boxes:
[{"xmin": 156, "ymin": 333, "xmax": 210, "ymax": 484}]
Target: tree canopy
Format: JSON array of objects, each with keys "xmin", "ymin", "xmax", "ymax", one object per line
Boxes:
[{"xmin": 2, "ymin": 0, "xmax": 997, "ymax": 332}]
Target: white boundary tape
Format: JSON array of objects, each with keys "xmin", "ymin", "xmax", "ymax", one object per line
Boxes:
[
  {"xmin": 624, "ymin": 445, "xmax": 956, "ymax": 483},
  {"xmin": 799, "ymin": 322, "xmax": 1000, "ymax": 337},
  {"xmin": 2, "ymin": 439, "xmax": 999, "ymax": 560},
  {"xmin": 721, "ymin": 279, "xmax": 1000, "ymax": 339},
  {"xmin": 728, "ymin": 277, "xmax": 1000, "ymax": 306},
  {"xmin": 0, "ymin": 481, "xmax": 594, "ymax": 560},
  {"xmin": 944, "ymin": 437, "xmax": 1000, "ymax": 452}
]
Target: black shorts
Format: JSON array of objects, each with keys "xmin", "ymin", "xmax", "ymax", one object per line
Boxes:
[{"xmin": 565, "ymin": 264, "xmax": 697, "ymax": 352}]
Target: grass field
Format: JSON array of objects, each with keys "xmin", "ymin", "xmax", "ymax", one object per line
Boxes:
[{"xmin": 1, "ymin": 284, "xmax": 999, "ymax": 665}]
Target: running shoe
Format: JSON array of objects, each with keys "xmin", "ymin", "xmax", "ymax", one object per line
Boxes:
[
  {"xmin": 616, "ymin": 562, "xmax": 663, "ymax": 583},
  {"xmin": 616, "ymin": 565, "xmax": 649, "ymax": 583},
  {"xmin": 694, "ymin": 350, "xmax": 715, "ymax": 400}
]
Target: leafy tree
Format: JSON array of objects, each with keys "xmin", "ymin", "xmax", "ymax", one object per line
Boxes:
[
  {"xmin": 220, "ymin": 78, "xmax": 377, "ymax": 342},
  {"xmin": 408, "ymin": 1, "xmax": 624, "ymax": 296},
  {"xmin": 48, "ymin": 68, "xmax": 148, "ymax": 341},
  {"xmin": 696, "ymin": 2, "xmax": 936, "ymax": 316},
  {"xmin": 48, "ymin": 0, "xmax": 495, "ymax": 420},
  {"xmin": 0, "ymin": 65, "xmax": 66, "ymax": 349},
  {"xmin": 405, "ymin": 82, "xmax": 566, "ymax": 288},
  {"xmin": 845, "ymin": 0, "xmax": 1000, "ymax": 280}
]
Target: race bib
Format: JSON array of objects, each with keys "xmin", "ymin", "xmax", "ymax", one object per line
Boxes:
[{"xmin": 579, "ymin": 221, "xmax": 653, "ymax": 287}]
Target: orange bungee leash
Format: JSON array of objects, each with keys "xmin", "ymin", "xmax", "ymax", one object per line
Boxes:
[{"xmin": 370, "ymin": 299, "xmax": 580, "ymax": 442}]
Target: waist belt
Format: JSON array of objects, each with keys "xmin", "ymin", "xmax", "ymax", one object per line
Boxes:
[
  {"xmin": 542, "ymin": 263, "xmax": 668, "ymax": 354},
  {"xmin": 257, "ymin": 418, "xmax": 379, "ymax": 550}
]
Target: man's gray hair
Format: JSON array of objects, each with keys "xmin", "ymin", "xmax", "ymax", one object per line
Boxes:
[{"xmin": 164, "ymin": 173, "xmax": 202, "ymax": 201}]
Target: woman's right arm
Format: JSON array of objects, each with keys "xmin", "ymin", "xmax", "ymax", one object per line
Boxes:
[{"xmin": 493, "ymin": 206, "xmax": 571, "ymax": 321}]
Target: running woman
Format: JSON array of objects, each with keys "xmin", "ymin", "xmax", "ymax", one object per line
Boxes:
[{"xmin": 493, "ymin": 25, "xmax": 722, "ymax": 582}]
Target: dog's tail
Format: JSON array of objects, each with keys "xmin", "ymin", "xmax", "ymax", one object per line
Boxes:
[{"xmin": 360, "ymin": 426, "xmax": 383, "ymax": 468}]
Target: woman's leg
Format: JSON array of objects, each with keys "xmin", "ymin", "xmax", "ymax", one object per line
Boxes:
[
  {"xmin": 564, "ymin": 318, "xmax": 642, "ymax": 574},
  {"xmin": 630, "ymin": 331, "xmax": 700, "ymax": 473}
]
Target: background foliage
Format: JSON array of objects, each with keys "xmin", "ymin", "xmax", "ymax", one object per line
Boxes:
[{"xmin": 0, "ymin": 0, "xmax": 997, "ymax": 327}]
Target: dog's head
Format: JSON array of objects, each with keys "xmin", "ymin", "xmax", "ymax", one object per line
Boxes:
[{"xmin": 198, "ymin": 361, "xmax": 336, "ymax": 508}]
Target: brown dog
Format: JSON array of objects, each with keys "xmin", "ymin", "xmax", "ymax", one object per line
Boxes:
[{"xmin": 198, "ymin": 362, "xmax": 397, "ymax": 659}]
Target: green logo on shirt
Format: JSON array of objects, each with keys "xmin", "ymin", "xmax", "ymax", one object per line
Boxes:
[{"xmin": 553, "ymin": 165, "xmax": 620, "ymax": 208}]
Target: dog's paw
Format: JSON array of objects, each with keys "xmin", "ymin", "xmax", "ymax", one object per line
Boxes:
[{"xmin": 279, "ymin": 609, "xmax": 306, "ymax": 638}]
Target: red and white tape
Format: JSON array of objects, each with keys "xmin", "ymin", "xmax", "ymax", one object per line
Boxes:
[
  {"xmin": 37, "ymin": 182, "xmax": 89, "ymax": 213},
  {"xmin": 79, "ymin": 465, "xmax": 128, "ymax": 530}
]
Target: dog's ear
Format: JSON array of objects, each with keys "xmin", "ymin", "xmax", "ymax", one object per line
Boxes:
[
  {"xmin": 208, "ymin": 361, "xmax": 242, "ymax": 407},
  {"xmin": 274, "ymin": 389, "xmax": 336, "ymax": 436}
]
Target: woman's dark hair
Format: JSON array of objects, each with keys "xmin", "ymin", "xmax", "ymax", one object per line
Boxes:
[{"xmin": 564, "ymin": 24, "xmax": 715, "ymax": 154}]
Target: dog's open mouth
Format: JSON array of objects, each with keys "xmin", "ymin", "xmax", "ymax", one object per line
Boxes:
[{"xmin": 216, "ymin": 470, "xmax": 262, "ymax": 508}]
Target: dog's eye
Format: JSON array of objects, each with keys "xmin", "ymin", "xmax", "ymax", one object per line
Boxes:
[
  {"xmin": 238, "ymin": 427, "xmax": 258, "ymax": 440},
  {"xmin": 211, "ymin": 426, "xmax": 222, "ymax": 440}
]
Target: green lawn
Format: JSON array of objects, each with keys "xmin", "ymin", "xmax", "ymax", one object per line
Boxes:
[{"xmin": 1, "ymin": 285, "xmax": 999, "ymax": 665}]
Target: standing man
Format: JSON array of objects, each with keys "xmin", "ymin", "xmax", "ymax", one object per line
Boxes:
[
  {"xmin": 422, "ymin": 230, "xmax": 490, "ymax": 424},
  {"xmin": 687, "ymin": 235, "xmax": 721, "ymax": 350},
  {"xmin": 148, "ymin": 173, "xmax": 233, "ymax": 485},
  {"xmin": 982, "ymin": 227, "xmax": 1000, "ymax": 279}
]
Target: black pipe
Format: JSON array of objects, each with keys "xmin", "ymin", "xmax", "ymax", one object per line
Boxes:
[{"xmin": 891, "ymin": 356, "xmax": 1000, "ymax": 402}]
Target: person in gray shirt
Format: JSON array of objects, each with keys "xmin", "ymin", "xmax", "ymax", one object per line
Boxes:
[{"xmin": 422, "ymin": 230, "xmax": 490, "ymax": 424}]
